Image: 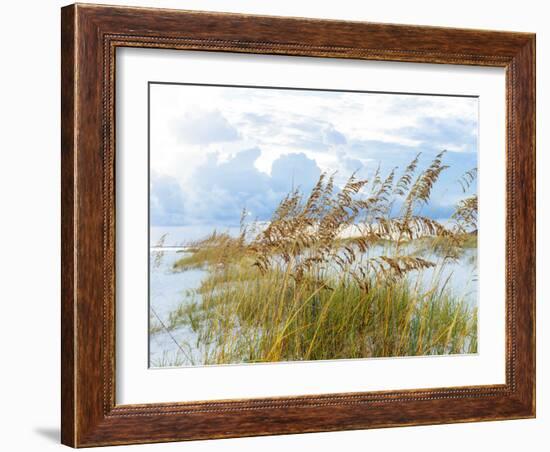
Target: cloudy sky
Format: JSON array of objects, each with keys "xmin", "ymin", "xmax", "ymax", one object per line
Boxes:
[{"xmin": 149, "ymin": 83, "xmax": 478, "ymax": 231}]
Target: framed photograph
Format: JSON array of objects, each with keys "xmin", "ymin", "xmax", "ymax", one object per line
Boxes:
[{"xmin": 61, "ymin": 3, "xmax": 535, "ymax": 447}]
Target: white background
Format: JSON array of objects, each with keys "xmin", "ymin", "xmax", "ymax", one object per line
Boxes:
[
  {"xmin": 0, "ymin": 0, "xmax": 546, "ymax": 451},
  {"xmin": 117, "ymin": 49, "xmax": 505, "ymax": 404}
]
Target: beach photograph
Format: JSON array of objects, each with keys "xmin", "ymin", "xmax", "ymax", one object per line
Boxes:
[{"xmin": 148, "ymin": 83, "xmax": 479, "ymax": 368}]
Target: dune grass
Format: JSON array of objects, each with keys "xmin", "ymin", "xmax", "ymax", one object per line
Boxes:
[
  {"xmin": 168, "ymin": 262, "xmax": 477, "ymax": 364},
  {"xmin": 162, "ymin": 152, "xmax": 478, "ymax": 366}
]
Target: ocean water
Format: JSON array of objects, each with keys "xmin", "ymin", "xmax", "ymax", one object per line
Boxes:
[{"xmin": 150, "ymin": 225, "xmax": 242, "ymax": 247}]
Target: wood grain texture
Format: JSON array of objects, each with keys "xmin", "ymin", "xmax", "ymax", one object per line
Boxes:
[
  {"xmin": 61, "ymin": 5, "xmax": 76, "ymax": 447},
  {"xmin": 61, "ymin": 3, "xmax": 536, "ymax": 447}
]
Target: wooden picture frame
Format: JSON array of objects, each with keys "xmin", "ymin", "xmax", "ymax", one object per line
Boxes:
[{"xmin": 61, "ymin": 3, "xmax": 535, "ymax": 447}]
